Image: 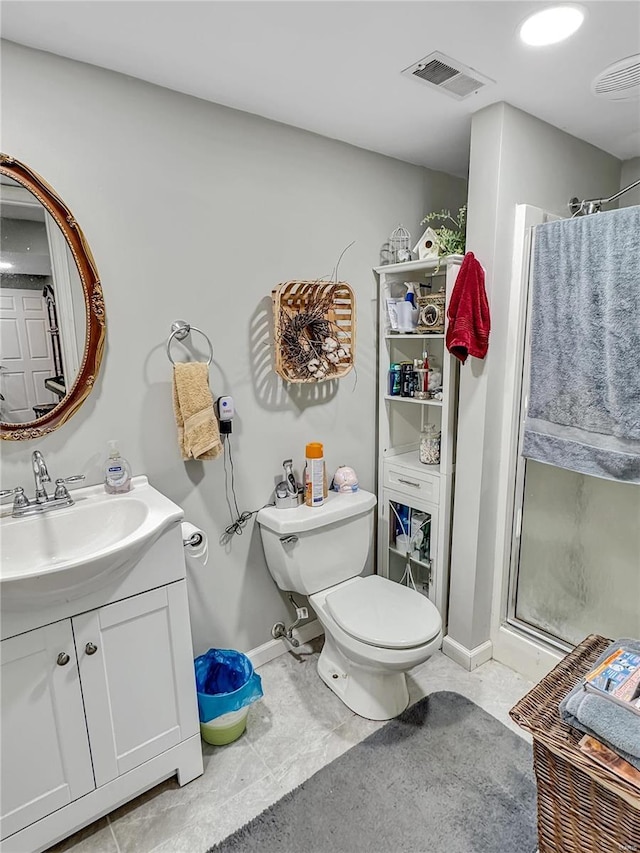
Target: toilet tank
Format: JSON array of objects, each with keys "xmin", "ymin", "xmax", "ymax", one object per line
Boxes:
[{"xmin": 256, "ymin": 491, "xmax": 377, "ymax": 595}]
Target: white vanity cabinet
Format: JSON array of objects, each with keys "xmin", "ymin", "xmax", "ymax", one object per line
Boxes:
[
  {"xmin": 0, "ymin": 481, "xmax": 203, "ymax": 853},
  {"xmin": 74, "ymin": 583, "xmax": 197, "ymax": 789},
  {"xmin": 0, "ymin": 622, "xmax": 94, "ymax": 840}
]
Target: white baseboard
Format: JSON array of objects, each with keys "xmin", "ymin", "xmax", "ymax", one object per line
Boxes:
[
  {"xmin": 442, "ymin": 635, "xmax": 493, "ymax": 671},
  {"xmin": 247, "ymin": 619, "xmax": 324, "ymax": 669},
  {"xmin": 492, "ymin": 624, "xmax": 563, "ymax": 684}
]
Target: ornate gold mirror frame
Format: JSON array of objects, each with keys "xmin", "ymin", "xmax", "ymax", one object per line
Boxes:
[{"xmin": 0, "ymin": 154, "xmax": 105, "ymax": 440}]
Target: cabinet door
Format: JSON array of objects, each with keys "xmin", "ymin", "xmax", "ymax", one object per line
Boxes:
[
  {"xmin": 0, "ymin": 621, "xmax": 94, "ymax": 840},
  {"xmin": 380, "ymin": 487, "xmax": 440, "ymax": 605},
  {"xmin": 73, "ymin": 582, "xmax": 199, "ymax": 788}
]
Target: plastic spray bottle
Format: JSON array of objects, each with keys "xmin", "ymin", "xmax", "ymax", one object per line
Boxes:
[{"xmin": 304, "ymin": 442, "xmax": 327, "ymax": 507}]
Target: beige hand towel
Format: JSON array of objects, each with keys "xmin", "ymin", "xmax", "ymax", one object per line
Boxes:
[{"xmin": 172, "ymin": 362, "xmax": 222, "ymax": 461}]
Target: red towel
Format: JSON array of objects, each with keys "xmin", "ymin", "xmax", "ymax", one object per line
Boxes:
[{"xmin": 446, "ymin": 252, "xmax": 490, "ymax": 364}]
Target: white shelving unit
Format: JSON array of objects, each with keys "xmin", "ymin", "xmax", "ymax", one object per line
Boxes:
[{"xmin": 374, "ymin": 256, "xmax": 462, "ymax": 626}]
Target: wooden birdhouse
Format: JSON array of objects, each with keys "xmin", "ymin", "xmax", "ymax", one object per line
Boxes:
[{"xmin": 413, "ymin": 227, "xmax": 441, "ymax": 261}]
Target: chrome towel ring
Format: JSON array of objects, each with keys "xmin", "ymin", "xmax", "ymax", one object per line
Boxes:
[{"xmin": 166, "ymin": 320, "xmax": 214, "ymax": 366}]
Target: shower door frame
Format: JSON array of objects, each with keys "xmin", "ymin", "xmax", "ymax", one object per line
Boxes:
[{"xmin": 489, "ymin": 204, "xmax": 569, "ymax": 682}]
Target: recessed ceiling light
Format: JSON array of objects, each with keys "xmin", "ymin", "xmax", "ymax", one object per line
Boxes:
[{"xmin": 519, "ymin": 5, "xmax": 585, "ymax": 47}]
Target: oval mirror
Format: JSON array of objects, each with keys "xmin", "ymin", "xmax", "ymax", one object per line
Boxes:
[{"xmin": 0, "ymin": 154, "xmax": 105, "ymax": 440}]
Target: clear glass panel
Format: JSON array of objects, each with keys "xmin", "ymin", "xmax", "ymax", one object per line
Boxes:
[{"xmin": 515, "ymin": 460, "xmax": 640, "ymax": 645}]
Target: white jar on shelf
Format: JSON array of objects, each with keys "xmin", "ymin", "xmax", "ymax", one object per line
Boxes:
[{"xmin": 419, "ymin": 424, "xmax": 441, "ymax": 466}]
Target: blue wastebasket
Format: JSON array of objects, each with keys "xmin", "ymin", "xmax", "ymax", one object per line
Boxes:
[{"xmin": 194, "ymin": 649, "xmax": 263, "ymax": 745}]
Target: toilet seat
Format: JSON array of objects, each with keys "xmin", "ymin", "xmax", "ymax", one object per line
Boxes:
[{"xmin": 324, "ymin": 575, "xmax": 441, "ymax": 650}]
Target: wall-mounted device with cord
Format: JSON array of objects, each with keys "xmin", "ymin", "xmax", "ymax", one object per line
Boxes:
[
  {"xmin": 216, "ymin": 395, "xmax": 234, "ymax": 434},
  {"xmin": 215, "ymin": 394, "xmax": 275, "ymax": 541}
]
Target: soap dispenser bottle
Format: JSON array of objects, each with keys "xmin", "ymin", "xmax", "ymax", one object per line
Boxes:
[{"xmin": 104, "ymin": 440, "xmax": 132, "ymax": 494}]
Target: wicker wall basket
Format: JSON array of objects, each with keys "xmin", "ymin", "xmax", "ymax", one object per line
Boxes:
[{"xmin": 272, "ymin": 280, "xmax": 356, "ymax": 383}]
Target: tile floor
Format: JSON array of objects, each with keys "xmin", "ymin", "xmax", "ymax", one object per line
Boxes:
[{"xmin": 49, "ymin": 639, "xmax": 534, "ymax": 853}]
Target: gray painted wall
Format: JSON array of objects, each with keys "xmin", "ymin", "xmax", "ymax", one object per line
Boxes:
[
  {"xmin": 0, "ymin": 41, "xmax": 467, "ymax": 655},
  {"xmin": 2, "ymin": 218, "xmax": 49, "ymax": 260},
  {"xmin": 447, "ymin": 102, "xmax": 622, "ymax": 655},
  {"xmin": 620, "ymin": 157, "xmax": 640, "ymax": 207}
]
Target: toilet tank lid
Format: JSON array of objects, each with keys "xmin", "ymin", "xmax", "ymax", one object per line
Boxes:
[{"xmin": 256, "ymin": 490, "xmax": 376, "ymax": 535}]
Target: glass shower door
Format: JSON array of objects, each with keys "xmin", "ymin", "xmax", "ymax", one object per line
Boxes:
[
  {"xmin": 508, "ymin": 207, "xmax": 640, "ymax": 649},
  {"xmin": 512, "ymin": 459, "xmax": 640, "ymax": 646}
]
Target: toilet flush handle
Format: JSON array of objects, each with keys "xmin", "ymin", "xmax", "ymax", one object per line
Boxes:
[{"xmin": 279, "ymin": 534, "xmax": 298, "ymax": 546}]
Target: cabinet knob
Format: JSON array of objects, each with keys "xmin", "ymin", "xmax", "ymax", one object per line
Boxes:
[
  {"xmin": 85, "ymin": 642, "xmax": 98, "ymax": 656},
  {"xmin": 57, "ymin": 652, "xmax": 70, "ymax": 666}
]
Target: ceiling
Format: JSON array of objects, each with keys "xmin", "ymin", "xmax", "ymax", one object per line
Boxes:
[{"xmin": 2, "ymin": 1, "xmax": 639, "ymax": 177}]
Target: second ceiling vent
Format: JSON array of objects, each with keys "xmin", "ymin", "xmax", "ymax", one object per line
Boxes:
[
  {"xmin": 592, "ymin": 54, "xmax": 640, "ymax": 100},
  {"xmin": 402, "ymin": 51, "xmax": 494, "ymax": 100}
]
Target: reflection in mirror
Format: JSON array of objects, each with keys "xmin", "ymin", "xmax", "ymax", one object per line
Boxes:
[
  {"xmin": 0, "ymin": 154, "xmax": 105, "ymax": 440},
  {"xmin": 1, "ymin": 177, "xmax": 87, "ymax": 423}
]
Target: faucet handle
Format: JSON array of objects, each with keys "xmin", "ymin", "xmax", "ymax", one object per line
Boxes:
[
  {"xmin": 1, "ymin": 486, "xmax": 21, "ymax": 498},
  {"xmin": 0, "ymin": 487, "xmax": 29, "ymax": 510},
  {"xmin": 54, "ymin": 475, "xmax": 85, "ymax": 500}
]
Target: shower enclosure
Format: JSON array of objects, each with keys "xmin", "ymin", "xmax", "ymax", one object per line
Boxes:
[
  {"xmin": 497, "ymin": 204, "xmax": 640, "ymax": 669},
  {"xmin": 512, "ymin": 460, "xmax": 640, "ymax": 646}
]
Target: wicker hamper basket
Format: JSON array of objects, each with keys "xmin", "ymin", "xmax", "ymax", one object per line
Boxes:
[{"xmin": 510, "ymin": 634, "xmax": 640, "ymax": 853}]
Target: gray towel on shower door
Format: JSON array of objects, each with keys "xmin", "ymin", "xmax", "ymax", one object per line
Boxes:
[
  {"xmin": 523, "ymin": 205, "xmax": 640, "ymax": 482},
  {"xmin": 559, "ymin": 637, "xmax": 640, "ymax": 769}
]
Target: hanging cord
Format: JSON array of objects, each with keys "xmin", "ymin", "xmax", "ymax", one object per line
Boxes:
[
  {"xmin": 389, "ymin": 502, "xmax": 417, "ymax": 592},
  {"xmin": 220, "ymin": 436, "xmax": 273, "ymax": 544}
]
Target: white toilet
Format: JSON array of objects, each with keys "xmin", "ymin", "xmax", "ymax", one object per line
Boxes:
[{"xmin": 257, "ymin": 490, "xmax": 442, "ymax": 720}]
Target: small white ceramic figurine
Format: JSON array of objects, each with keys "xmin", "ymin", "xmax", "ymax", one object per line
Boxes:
[{"xmin": 332, "ymin": 465, "xmax": 359, "ymax": 493}]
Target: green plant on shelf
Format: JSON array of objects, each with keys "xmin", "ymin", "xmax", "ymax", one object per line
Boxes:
[{"xmin": 421, "ymin": 205, "xmax": 467, "ymax": 256}]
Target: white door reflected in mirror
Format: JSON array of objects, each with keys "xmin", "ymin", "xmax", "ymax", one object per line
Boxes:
[{"xmin": 0, "ymin": 178, "xmax": 86, "ymax": 424}]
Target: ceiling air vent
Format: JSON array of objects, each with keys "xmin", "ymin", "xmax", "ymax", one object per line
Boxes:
[
  {"xmin": 402, "ymin": 51, "xmax": 494, "ymax": 100},
  {"xmin": 592, "ymin": 54, "xmax": 640, "ymax": 101}
]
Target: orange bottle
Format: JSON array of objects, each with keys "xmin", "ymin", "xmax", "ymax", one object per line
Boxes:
[{"xmin": 304, "ymin": 442, "xmax": 327, "ymax": 507}]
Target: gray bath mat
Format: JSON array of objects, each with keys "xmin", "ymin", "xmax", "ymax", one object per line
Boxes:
[{"xmin": 209, "ymin": 691, "xmax": 537, "ymax": 853}]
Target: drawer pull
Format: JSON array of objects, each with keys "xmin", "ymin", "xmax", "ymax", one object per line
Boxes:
[
  {"xmin": 56, "ymin": 652, "xmax": 70, "ymax": 666},
  {"xmin": 398, "ymin": 478, "xmax": 420, "ymax": 488},
  {"xmin": 85, "ymin": 642, "xmax": 98, "ymax": 656}
]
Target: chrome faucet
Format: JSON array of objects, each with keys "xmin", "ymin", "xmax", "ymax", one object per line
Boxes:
[
  {"xmin": 0, "ymin": 449, "xmax": 85, "ymax": 518},
  {"xmin": 32, "ymin": 450, "xmax": 51, "ymax": 503}
]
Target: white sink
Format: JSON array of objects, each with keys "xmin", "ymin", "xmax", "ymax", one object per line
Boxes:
[{"xmin": 0, "ymin": 476, "xmax": 183, "ymax": 609}]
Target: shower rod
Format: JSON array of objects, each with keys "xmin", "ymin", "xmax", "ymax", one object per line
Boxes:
[{"xmin": 569, "ymin": 178, "xmax": 640, "ymax": 216}]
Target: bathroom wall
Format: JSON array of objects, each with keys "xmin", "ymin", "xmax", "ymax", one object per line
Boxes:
[
  {"xmin": 0, "ymin": 41, "xmax": 467, "ymax": 655},
  {"xmin": 620, "ymin": 157, "xmax": 640, "ymax": 207},
  {"xmin": 2, "ymin": 218, "xmax": 49, "ymax": 260},
  {"xmin": 447, "ymin": 102, "xmax": 622, "ymax": 666}
]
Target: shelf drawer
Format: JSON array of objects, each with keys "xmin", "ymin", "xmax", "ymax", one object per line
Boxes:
[{"xmin": 383, "ymin": 462, "xmax": 440, "ymax": 503}]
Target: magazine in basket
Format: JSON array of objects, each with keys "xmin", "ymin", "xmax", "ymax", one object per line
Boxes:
[
  {"xmin": 584, "ymin": 646, "xmax": 640, "ymax": 716},
  {"xmin": 578, "ymin": 735, "xmax": 640, "ymax": 789}
]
